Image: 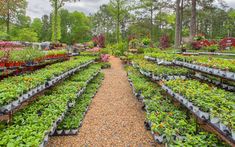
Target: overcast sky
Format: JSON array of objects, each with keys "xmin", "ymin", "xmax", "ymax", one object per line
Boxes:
[{"xmin": 26, "ymin": 0, "xmax": 235, "ymax": 19}]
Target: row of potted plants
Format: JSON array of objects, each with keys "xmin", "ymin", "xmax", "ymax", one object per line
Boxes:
[
  {"xmin": 0, "ymin": 49, "xmax": 68, "ymax": 68},
  {"xmin": 126, "ymin": 66, "xmax": 227, "ymax": 146},
  {"xmin": 193, "ymin": 73, "xmax": 235, "ymax": 91},
  {"xmin": 0, "ymin": 56, "xmax": 96, "ymax": 110},
  {"xmin": 139, "ymin": 54, "xmax": 235, "ymax": 142},
  {"xmin": 55, "ymin": 73, "xmax": 104, "ymax": 135},
  {"xmin": 132, "ymin": 58, "xmax": 190, "ymax": 77},
  {"xmin": 45, "ymin": 49, "xmax": 67, "ymax": 60},
  {"xmin": 164, "ymin": 79, "xmax": 235, "ymax": 140},
  {"xmin": 0, "ymin": 63, "xmax": 101, "ymax": 146},
  {"xmin": 145, "ymin": 52, "xmax": 235, "ymax": 73}
]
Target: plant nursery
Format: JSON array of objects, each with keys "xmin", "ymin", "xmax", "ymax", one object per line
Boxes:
[{"xmin": 0, "ymin": 0, "xmax": 235, "ymax": 146}]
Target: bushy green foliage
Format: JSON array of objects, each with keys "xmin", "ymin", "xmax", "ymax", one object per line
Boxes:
[
  {"xmin": 129, "ymin": 39, "xmax": 141, "ymax": 49},
  {"xmin": 13, "ymin": 28, "xmax": 38, "ymax": 42},
  {"xmin": 103, "ymin": 42, "xmax": 128, "ymax": 56},
  {"xmin": 0, "ymin": 31, "xmax": 10, "ymax": 41},
  {"xmin": 203, "ymin": 44, "xmax": 219, "ymax": 52},
  {"xmin": 142, "ymin": 38, "xmax": 151, "ymax": 46}
]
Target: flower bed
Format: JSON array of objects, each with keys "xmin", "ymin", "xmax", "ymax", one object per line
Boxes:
[
  {"xmin": 0, "ymin": 57, "xmax": 96, "ymax": 114},
  {"xmin": 0, "ymin": 63, "xmax": 101, "ymax": 146},
  {"xmin": 145, "ymin": 53, "xmax": 235, "ymax": 81},
  {"xmin": 55, "ymin": 73, "xmax": 104, "ymax": 135},
  {"xmin": 163, "ymin": 79, "xmax": 235, "ymax": 140},
  {"xmin": 0, "ymin": 49, "xmax": 68, "ymax": 69},
  {"xmin": 126, "ymin": 66, "xmax": 227, "ymax": 146},
  {"xmin": 132, "ymin": 59, "xmax": 190, "ymax": 80},
  {"xmin": 45, "ymin": 49, "xmax": 68, "ymax": 60}
]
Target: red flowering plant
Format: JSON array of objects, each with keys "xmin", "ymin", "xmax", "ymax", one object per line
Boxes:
[
  {"xmin": 92, "ymin": 34, "xmax": 105, "ymax": 48},
  {"xmin": 219, "ymin": 37, "xmax": 235, "ymax": 49},
  {"xmin": 159, "ymin": 35, "xmax": 170, "ymax": 49},
  {"xmin": 101, "ymin": 54, "xmax": 110, "ymax": 62},
  {"xmin": 191, "ymin": 41, "xmax": 203, "ymax": 50}
]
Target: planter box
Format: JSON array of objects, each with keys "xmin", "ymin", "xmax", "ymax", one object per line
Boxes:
[
  {"xmin": 219, "ymin": 122, "xmax": 230, "ymax": 134},
  {"xmin": 0, "ymin": 104, "xmax": 12, "ymax": 113},
  {"xmin": 12, "ymin": 100, "xmax": 20, "ymax": 107},
  {"xmin": 71, "ymin": 129, "xmax": 78, "ymax": 134},
  {"xmin": 198, "ymin": 110, "xmax": 210, "ymax": 120},
  {"xmin": 232, "ymin": 130, "xmax": 235, "ymax": 140},
  {"xmin": 64, "ymin": 130, "xmax": 71, "ymax": 135},
  {"xmin": 68, "ymin": 102, "xmax": 75, "ymax": 108},
  {"xmin": 56, "ymin": 130, "xmax": 63, "ymax": 135},
  {"xmin": 19, "ymin": 95, "xmax": 25, "ymax": 103},
  {"xmin": 39, "ymin": 141, "xmax": 46, "ymax": 147},
  {"xmin": 153, "ymin": 134, "xmax": 164, "ymax": 143},
  {"xmin": 180, "ymin": 97, "xmax": 188, "ymax": 106},
  {"xmin": 187, "ymin": 102, "xmax": 193, "ymax": 110},
  {"xmin": 192, "ymin": 105, "xmax": 199, "ymax": 113},
  {"xmin": 210, "ymin": 117, "xmax": 220, "ymax": 126},
  {"xmin": 152, "ymin": 75, "xmax": 160, "ymax": 81}
]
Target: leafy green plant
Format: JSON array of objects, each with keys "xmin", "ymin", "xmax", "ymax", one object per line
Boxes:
[
  {"xmin": 146, "ymin": 52, "xmax": 235, "ymax": 72},
  {"xmin": 126, "ymin": 67, "xmax": 227, "ymax": 146},
  {"xmin": 165, "ymin": 79, "xmax": 235, "ymax": 131},
  {"xmin": 57, "ymin": 73, "xmax": 104, "ymax": 130},
  {"xmin": 142, "ymin": 38, "xmax": 151, "ymax": 46},
  {"xmin": 0, "ymin": 56, "xmax": 96, "ymax": 107},
  {"xmin": 204, "ymin": 44, "xmax": 219, "ymax": 52},
  {"xmin": 133, "ymin": 58, "xmax": 190, "ymax": 76},
  {"xmin": 129, "ymin": 39, "xmax": 141, "ymax": 49},
  {"xmin": 0, "ymin": 64, "xmax": 102, "ymax": 146}
]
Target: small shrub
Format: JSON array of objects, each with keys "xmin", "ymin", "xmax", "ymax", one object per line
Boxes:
[
  {"xmin": 159, "ymin": 35, "xmax": 170, "ymax": 49},
  {"xmin": 100, "ymin": 47, "xmax": 112, "ymax": 54},
  {"xmin": 193, "ymin": 34, "xmax": 205, "ymax": 41},
  {"xmin": 204, "ymin": 44, "xmax": 219, "ymax": 52},
  {"xmin": 84, "ymin": 41, "xmax": 94, "ymax": 48},
  {"xmin": 191, "ymin": 41, "xmax": 202, "ymax": 50},
  {"xmin": 142, "ymin": 38, "xmax": 151, "ymax": 46},
  {"xmin": 100, "ymin": 62, "xmax": 111, "ymax": 69},
  {"xmin": 129, "ymin": 39, "xmax": 141, "ymax": 49},
  {"xmin": 92, "ymin": 34, "xmax": 105, "ymax": 48},
  {"xmin": 111, "ymin": 42, "xmax": 128, "ymax": 56}
]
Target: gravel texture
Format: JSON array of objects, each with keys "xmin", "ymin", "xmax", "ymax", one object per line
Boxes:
[{"xmin": 47, "ymin": 56, "xmax": 156, "ymax": 147}]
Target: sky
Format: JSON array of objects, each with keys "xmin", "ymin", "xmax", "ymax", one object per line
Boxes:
[
  {"xmin": 26, "ymin": 0, "xmax": 235, "ymax": 19},
  {"xmin": 26, "ymin": 0, "xmax": 109, "ymax": 19}
]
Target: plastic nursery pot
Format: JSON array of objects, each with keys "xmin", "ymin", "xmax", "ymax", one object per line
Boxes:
[
  {"xmin": 56, "ymin": 130, "xmax": 63, "ymax": 135},
  {"xmin": 232, "ymin": 130, "xmax": 235, "ymax": 140},
  {"xmin": 12, "ymin": 99, "xmax": 20, "ymax": 107},
  {"xmin": 64, "ymin": 130, "xmax": 71, "ymax": 134},
  {"xmin": 0, "ymin": 104, "xmax": 12, "ymax": 113},
  {"xmin": 198, "ymin": 110, "xmax": 210, "ymax": 120},
  {"xmin": 153, "ymin": 133, "xmax": 165, "ymax": 143},
  {"xmin": 5, "ymin": 62, "xmax": 14, "ymax": 67},
  {"xmin": 0, "ymin": 62, "xmax": 5, "ymax": 67},
  {"xmin": 219, "ymin": 122, "xmax": 230, "ymax": 134},
  {"xmin": 71, "ymin": 129, "xmax": 78, "ymax": 134},
  {"xmin": 210, "ymin": 117, "xmax": 220, "ymax": 125},
  {"xmin": 187, "ymin": 102, "xmax": 194, "ymax": 110}
]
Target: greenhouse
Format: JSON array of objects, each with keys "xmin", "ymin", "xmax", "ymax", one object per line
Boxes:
[{"xmin": 0, "ymin": 0, "xmax": 235, "ymax": 146}]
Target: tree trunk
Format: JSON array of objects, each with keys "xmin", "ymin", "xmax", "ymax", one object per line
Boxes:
[
  {"xmin": 190, "ymin": 0, "xmax": 196, "ymax": 41},
  {"xmin": 175, "ymin": 0, "xmax": 181, "ymax": 48},
  {"xmin": 6, "ymin": 0, "xmax": 10, "ymax": 34},
  {"xmin": 179, "ymin": 0, "xmax": 184, "ymax": 43},
  {"xmin": 54, "ymin": 0, "xmax": 58, "ymax": 42},
  {"xmin": 150, "ymin": 5, "xmax": 153, "ymax": 41},
  {"xmin": 116, "ymin": 0, "xmax": 120, "ymax": 44}
]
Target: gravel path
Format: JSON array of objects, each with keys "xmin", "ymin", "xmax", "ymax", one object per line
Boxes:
[{"xmin": 47, "ymin": 56, "xmax": 156, "ymax": 147}]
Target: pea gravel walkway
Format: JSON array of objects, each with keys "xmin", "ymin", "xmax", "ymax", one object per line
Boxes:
[{"xmin": 47, "ymin": 56, "xmax": 156, "ymax": 147}]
